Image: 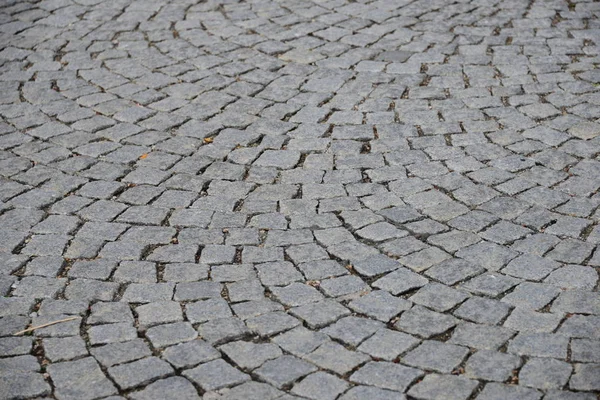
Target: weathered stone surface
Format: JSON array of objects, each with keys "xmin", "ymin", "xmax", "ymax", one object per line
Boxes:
[{"xmin": 1, "ymin": 2, "xmax": 597, "ymax": 398}]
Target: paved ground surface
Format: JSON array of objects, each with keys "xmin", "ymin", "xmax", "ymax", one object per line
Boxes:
[{"xmin": 0, "ymin": 0, "xmax": 600, "ymax": 399}]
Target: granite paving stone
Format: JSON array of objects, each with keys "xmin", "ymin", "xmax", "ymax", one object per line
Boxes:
[
  {"xmin": 128, "ymin": 377, "xmax": 201, "ymax": 400},
  {"xmin": 518, "ymin": 357, "xmax": 573, "ymax": 390},
  {"xmin": 402, "ymin": 341, "xmax": 470, "ymax": 374},
  {"xmin": 144, "ymin": 322, "xmax": 198, "ymax": 348},
  {"xmin": 569, "ymin": 363, "xmax": 600, "ymax": 391},
  {"xmin": 107, "ymin": 357, "xmax": 174, "ymax": 390},
  {"xmin": 254, "ymin": 355, "xmax": 317, "ymax": 389},
  {"xmin": 291, "ymin": 372, "xmax": 349, "ymax": 400},
  {"xmin": 48, "ymin": 357, "xmax": 118, "ymax": 400},
  {"xmin": 476, "ymin": 383, "xmax": 542, "ymax": 400},
  {"xmin": 407, "ymin": 374, "xmax": 479, "ymax": 400},
  {"xmin": 464, "ymin": 350, "xmax": 521, "ymax": 382},
  {"xmin": 0, "ymin": 372, "xmax": 51, "ymax": 400},
  {"xmin": 349, "ymin": 361, "xmax": 424, "ymax": 392},
  {"xmin": 89, "ymin": 339, "xmax": 152, "ymax": 368}
]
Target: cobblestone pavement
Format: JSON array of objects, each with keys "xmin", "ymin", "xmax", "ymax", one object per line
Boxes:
[{"xmin": 0, "ymin": 0, "xmax": 599, "ymax": 399}]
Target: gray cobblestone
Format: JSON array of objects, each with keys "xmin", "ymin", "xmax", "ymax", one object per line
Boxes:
[
  {"xmin": 290, "ymin": 300, "xmax": 350, "ymax": 329},
  {"xmin": 88, "ymin": 323, "xmax": 137, "ymax": 345},
  {"xmin": 108, "ymin": 357, "xmax": 174, "ymax": 390},
  {"xmin": 519, "ymin": 357, "xmax": 572, "ymax": 390},
  {"xmin": 291, "ymin": 372, "xmax": 348, "ymax": 400},
  {"xmin": 476, "ymin": 383, "xmax": 541, "ymax": 400},
  {"xmin": 161, "ymin": 339, "xmax": 219, "ymax": 368},
  {"xmin": 403, "ymin": 341, "xmax": 469, "ymax": 374},
  {"xmin": 350, "ymin": 361, "xmax": 423, "ymax": 392},
  {"xmin": 508, "ymin": 333, "xmax": 569, "ymax": 359},
  {"xmin": 454, "ymin": 297, "xmax": 511, "ymax": 325},
  {"xmin": 145, "ymin": 320, "xmax": 198, "ymax": 348},
  {"xmin": 348, "ymin": 290, "xmax": 411, "ymax": 322},
  {"xmin": 407, "ymin": 374, "xmax": 478, "ymax": 400},
  {"xmin": 48, "ymin": 357, "xmax": 117, "ymax": 400},
  {"xmin": 448, "ymin": 322, "xmax": 515, "ymax": 351},
  {"xmin": 339, "ymin": 386, "xmax": 406, "ymax": 400},
  {"xmin": 395, "ymin": 305, "xmax": 457, "ymax": 339},
  {"xmin": 465, "ymin": 350, "xmax": 521, "ymax": 382},
  {"xmin": 0, "ymin": 372, "xmax": 51, "ymax": 399},
  {"xmin": 254, "ymin": 355, "xmax": 317, "ymax": 389},
  {"xmin": 569, "ymin": 363, "xmax": 600, "ymax": 391},
  {"xmin": 196, "ymin": 317, "xmax": 250, "ymax": 345},
  {"xmin": 220, "ymin": 340, "xmax": 282, "ymax": 370},
  {"xmin": 128, "ymin": 377, "xmax": 201, "ymax": 400}
]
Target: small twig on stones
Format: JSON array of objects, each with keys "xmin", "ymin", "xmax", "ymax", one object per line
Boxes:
[{"xmin": 13, "ymin": 316, "xmax": 79, "ymax": 336}]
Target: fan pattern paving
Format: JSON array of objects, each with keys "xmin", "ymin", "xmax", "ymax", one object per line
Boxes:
[{"xmin": 0, "ymin": 0, "xmax": 599, "ymax": 399}]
